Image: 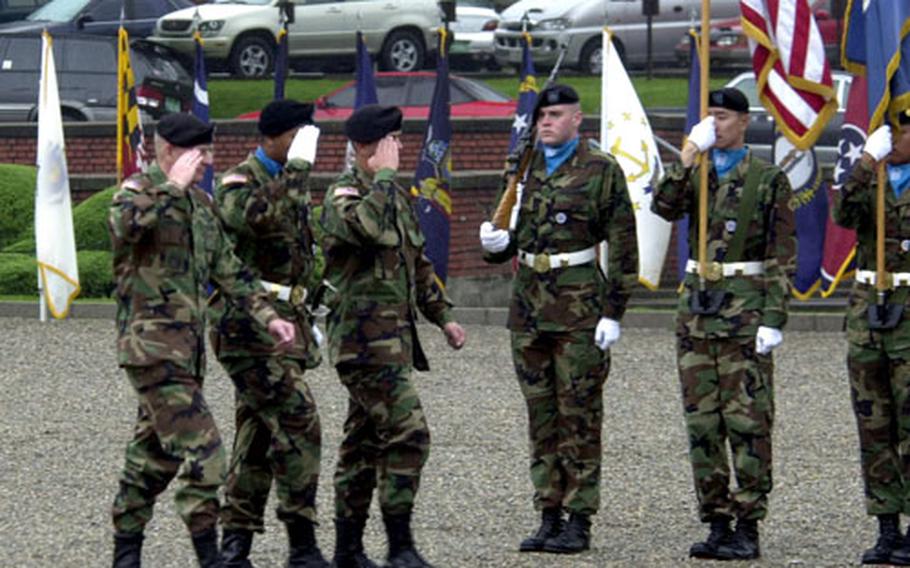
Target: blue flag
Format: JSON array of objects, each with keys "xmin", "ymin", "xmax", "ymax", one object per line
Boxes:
[
  {"xmin": 274, "ymin": 26, "xmax": 288, "ymax": 100},
  {"xmin": 192, "ymin": 30, "xmax": 212, "ymax": 194},
  {"xmin": 843, "ymin": 0, "xmax": 910, "ymax": 129},
  {"xmin": 508, "ymin": 32, "xmax": 537, "ymax": 153},
  {"xmin": 355, "ymin": 31, "xmax": 378, "ymax": 108},
  {"xmin": 676, "ymin": 30, "xmax": 700, "ymax": 282},
  {"xmin": 411, "ymin": 28, "xmax": 452, "ymax": 284}
]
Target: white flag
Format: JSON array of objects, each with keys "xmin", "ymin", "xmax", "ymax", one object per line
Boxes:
[
  {"xmin": 599, "ymin": 28, "xmax": 671, "ymax": 290},
  {"xmin": 35, "ymin": 30, "xmax": 79, "ymax": 318}
]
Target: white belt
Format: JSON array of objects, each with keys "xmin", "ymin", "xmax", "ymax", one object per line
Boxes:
[
  {"xmin": 261, "ymin": 280, "xmax": 307, "ymax": 305},
  {"xmin": 685, "ymin": 259, "xmax": 765, "ymax": 278},
  {"xmin": 856, "ymin": 270, "xmax": 910, "ymax": 287},
  {"xmin": 518, "ymin": 247, "xmax": 597, "ymax": 273}
]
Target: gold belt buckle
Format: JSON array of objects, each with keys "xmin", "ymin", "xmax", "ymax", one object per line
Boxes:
[
  {"xmin": 290, "ymin": 285, "xmax": 307, "ymax": 306},
  {"xmin": 533, "ymin": 253, "xmax": 550, "ymax": 273},
  {"xmin": 704, "ymin": 261, "xmax": 723, "ymax": 282},
  {"xmin": 882, "ymin": 271, "xmax": 895, "ymax": 290}
]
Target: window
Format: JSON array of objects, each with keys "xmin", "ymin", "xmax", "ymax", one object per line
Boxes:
[
  {"xmin": 63, "ymin": 39, "xmax": 116, "ymax": 72},
  {"xmin": 89, "ymin": 0, "xmax": 122, "ymax": 21},
  {"xmin": 1, "ymin": 37, "xmax": 40, "ymax": 71}
]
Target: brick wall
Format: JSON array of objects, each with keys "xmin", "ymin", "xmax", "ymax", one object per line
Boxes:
[{"xmin": 0, "ymin": 115, "xmax": 690, "ymax": 284}]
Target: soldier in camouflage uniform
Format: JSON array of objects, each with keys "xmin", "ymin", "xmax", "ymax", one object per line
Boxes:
[
  {"xmin": 480, "ymin": 84, "xmax": 639, "ymax": 555},
  {"xmin": 651, "ymin": 88, "xmax": 796, "ymax": 561},
  {"xmin": 107, "ymin": 113, "xmax": 297, "ymax": 568},
  {"xmin": 833, "ymin": 111, "xmax": 910, "ymax": 565},
  {"xmin": 320, "ymin": 104, "xmax": 466, "ymax": 568},
  {"xmin": 211, "ymin": 100, "xmax": 327, "ymax": 567}
]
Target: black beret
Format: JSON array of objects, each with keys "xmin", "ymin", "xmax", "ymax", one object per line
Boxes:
[
  {"xmin": 156, "ymin": 113, "xmax": 214, "ymax": 148},
  {"xmin": 258, "ymin": 99, "xmax": 315, "ymax": 136},
  {"xmin": 708, "ymin": 88, "xmax": 750, "ymax": 113},
  {"xmin": 533, "ymin": 84, "xmax": 580, "ymax": 119},
  {"xmin": 344, "ymin": 104, "xmax": 403, "ymax": 144}
]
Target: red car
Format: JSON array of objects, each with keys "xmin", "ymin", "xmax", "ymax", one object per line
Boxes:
[
  {"xmin": 238, "ymin": 71, "xmax": 517, "ymax": 121},
  {"xmin": 674, "ymin": 0, "xmax": 841, "ymax": 67}
]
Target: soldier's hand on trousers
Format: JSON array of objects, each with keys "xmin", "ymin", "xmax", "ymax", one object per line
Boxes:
[
  {"xmin": 288, "ymin": 125, "xmax": 320, "ymax": 164},
  {"xmin": 311, "ymin": 324, "xmax": 324, "ymax": 347},
  {"xmin": 267, "ymin": 318, "xmax": 296, "ymax": 349},
  {"xmin": 864, "ymin": 125, "xmax": 892, "ymax": 162},
  {"xmin": 479, "ymin": 221, "xmax": 510, "ymax": 253},
  {"xmin": 755, "ymin": 326, "xmax": 783, "ymax": 355},
  {"xmin": 594, "ymin": 317, "xmax": 620, "ymax": 351},
  {"xmin": 686, "ymin": 116, "xmax": 717, "ymax": 152},
  {"xmin": 167, "ymin": 148, "xmax": 203, "ymax": 189},
  {"xmin": 443, "ymin": 321, "xmax": 466, "ymax": 350}
]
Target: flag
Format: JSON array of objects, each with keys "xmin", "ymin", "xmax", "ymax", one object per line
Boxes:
[
  {"xmin": 508, "ymin": 31, "xmax": 537, "ymax": 153},
  {"xmin": 740, "ymin": 0, "xmax": 838, "ymax": 149},
  {"xmin": 344, "ymin": 31, "xmax": 378, "ymax": 171},
  {"xmin": 411, "ymin": 28, "xmax": 452, "ymax": 284},
  {"xmin": 192, "ymin": 28, "xmax": 213, "ymax": 194},
  {"xmin": 36, "ymin": 31, "xmax": 79, "ymax": 319},
  {"xmin": 842, "ymin": 0, "xmax": 910, "ymax": 130},
  {"xmin": 820, "ymin": 75, "xmax": 867, "ymax": 296},
  {"xmin": 274, "ymin": 25, "xmax": 288, "ymax": 100},
  {"xmin": 676, "ymin": 29, "xmax": 701, "ymax": 282},
  {"xmin": 600, "ymin": 27, "xmax": 670, "ymax": 290},
  {"xmin": 116, "ymin": 24, "xmax": 145, "ymax": 183}
]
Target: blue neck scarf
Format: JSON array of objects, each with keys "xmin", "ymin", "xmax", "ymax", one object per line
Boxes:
[
  {"xmin": 712, "ymin": 147, "xmax": 748, "ymax": 178},
  {"xmin": 543, "ymin": 137, "xmax": 579, "ymax": 176},
  {"xmin": 255, "ymin": 146, "xmax": 283, "ymax": 178},
  {"xmin": 888, "ymin": 162, "xmax": 910, "ymax": 198}
]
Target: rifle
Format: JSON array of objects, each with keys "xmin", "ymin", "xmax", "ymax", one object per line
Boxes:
[{"xmin": 490, "ymin": 45, "xmax": 568, "ymax": 229}]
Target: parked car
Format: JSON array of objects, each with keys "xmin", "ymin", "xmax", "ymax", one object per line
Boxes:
[
  {"xmin": 0, "ymin": 0, "xmax": 192, "ymax": 37},
  {"xmin": 493, "ymin": 0, "xmax": 741, "ymax": 75},
  {"xmin": 724, "ymin": 70, "xmax": 852, "ymax": 164},
  {"xmin": 674, "ymin": 0, "xmax": 841, "ymax": 68},
  {"xmin": 236, "ymin": 71, "xmax": 516, "ymax": 121},
  {"xmin": 0, "ymin": 33, "xmax": 193, "ymax": 121},
  {"xmin": 150, "ymin": 0, "xmax": 444, "ymax": 78},
  {"xmin": 0, "ymin": 0, "xmax": 47, "ymax": 24},
  {"xmin": 449, "ymin": 0, "xmax": 499, "ymax": 70}
]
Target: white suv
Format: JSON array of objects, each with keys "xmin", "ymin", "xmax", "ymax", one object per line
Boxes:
[{"xmin": 150, "ymin": 0, "xmax": 443, "ymax": 78}]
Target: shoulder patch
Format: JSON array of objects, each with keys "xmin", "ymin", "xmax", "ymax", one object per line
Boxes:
[
  {"xmin": 332, "ymin": 187, "xmax": 361, "ymax": 198},
  {"xmin": 220, "ymin": 173, "xmax": 249, "ymax": 186}
]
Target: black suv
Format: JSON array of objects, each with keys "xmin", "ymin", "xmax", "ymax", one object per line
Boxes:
[
  {"xmin": 0, "ymin": 0, "xmax": 46, "ymax": 24},
  {"xmin": 0, "ymin": 33, "xmax": 193, "ymax": 122}
]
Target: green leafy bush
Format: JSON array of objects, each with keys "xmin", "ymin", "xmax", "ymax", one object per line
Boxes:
[
  {"xmin": 0, "ymin": 253, "xmax": 37, "ymax": 295},
  {"xmin": 0, "ymin": 165, "xmax": 36, "ymax": 250},
  {"xmin": 72, "ymin": 186, "xmax": 115, "ymax": 251},
  {"xmin": 0, "ymin": 251, "xmax": 113, "ymax": 298}
]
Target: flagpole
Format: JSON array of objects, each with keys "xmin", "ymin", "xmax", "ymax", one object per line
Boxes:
[
  {"xmin": 876, "ymin": 161, "xmax": 886, "ymax": 295},
  {"xmin": 697, "ymin": 0, "xmax": 710, "ymax": 286}
]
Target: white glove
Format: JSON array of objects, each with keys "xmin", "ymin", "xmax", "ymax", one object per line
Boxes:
[
  {"xmin": 687, "ymin": 116, "xmax": 716, "ymax": 152},
  {"xmin": 288, "ymin": 124, "xmax": 320, "ymax": 163},
  {"xmin": 864, "ymin": 125, "xmax": 892, "ymax": 161},
  {"xmin": 755, "ymin": 326, "xmax": 783, "ymax": 355},
  {"xmin": 594, "ymin": 317, "xmax": 621, "ymax": 351},
  {"xmin": 479, "ymin": 221, "xmax": 510, "ymax": 253},
  {"xmin": 311, "ymin": 324, "xmax": 324, "ymax": 347}
]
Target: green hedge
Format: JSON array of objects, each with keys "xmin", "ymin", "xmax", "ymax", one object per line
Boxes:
[
  {"xmin": 0, "ymin": 251, "xmax": 113, "ymax": 298},
  {"xmin": 0, "ymin": 165, "xmax": 36, "ymax": 250}
]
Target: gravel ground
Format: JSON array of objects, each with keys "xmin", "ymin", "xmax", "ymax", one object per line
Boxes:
[{"xmin": 0, "ymin": 318, "xmax": 874, "ymax": 567}]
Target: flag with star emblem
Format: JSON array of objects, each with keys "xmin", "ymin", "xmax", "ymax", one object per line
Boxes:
[
  {"xmin": 600, "ymin": 27, "xmax": 670, "ymax": 289},
  {"xmin": 411, "ymin": 28, "xmax": 452, "ymax": 284},
  {"xmin": 820, "ymin": 75, "xmax": 866, "ymax": 296},
  {"xmin": 508, "ymin": 32, "xmax": 537, "ymax": 153},
  {"xmin": 36, "ymin": 30, "xmax": 80, "ymax": 319},
  {"xmin": 192, "ymin": 27, "xmax": 213, "ymax": 194}
]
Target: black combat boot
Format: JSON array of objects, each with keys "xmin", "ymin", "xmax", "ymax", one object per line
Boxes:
[
  {"xmin": 519, "ymin": 508, "xmax": 563, "ymax": 552},
  {"xmin": 861, "ymin": 513, "xmax": 901, "ymax": 564},
  {"xmin": 221, "ymin": 528, "xmax": 254, "ymax": 568},
  {"xmin": 714, "ymin": 518, "xmax": 760, "ymax": 560},
  {"xmin": 332, "ymin": 516, "xmax": 379, "ymax": 568},
  {"xmin": 542, "ymin": 513, "xmax": 591, "ymax": 554},
  {"xmin": 689, "ymin": 517, "xmax": 733, "ymax": 559},
  {"xmin": 890, "ymin": 517, "xmax": 910, "ymax": 566},
  {"xmin": 383, "ymin": 512, "xmax": 435, "ymax": 568},
  {"xmin": 192, "ymin": 527, "xmax": 224, "ymax": 568},
  {"xmin": 287, "ymin": 519, "xmax": 329, "ymax": 567},
  {"xmin": 112, "ymin": 532, "xmax": 143, "ymax": 568}
]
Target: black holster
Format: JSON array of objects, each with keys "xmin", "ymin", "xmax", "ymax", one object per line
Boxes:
[
  {"xmin": 867, "ymin": 303, "xmax": 904, "ymax": 330},
  {"xmin": 689, "ymin": 289, "xmax": 729, "ymax": 316}
]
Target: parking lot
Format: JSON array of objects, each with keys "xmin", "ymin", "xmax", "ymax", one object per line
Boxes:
[{"xmin": 0, "ymin": 316, "xmax": 883, "ymax": 567}]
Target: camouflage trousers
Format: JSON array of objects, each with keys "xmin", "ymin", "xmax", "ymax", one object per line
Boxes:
[
  {"xmin": 111, "ymin": 363, "xmax": 226, "ymax": 535},
  {"xmin": 676, "ymin": 333, "xmax": 774, "ymax": 522},
  {"xmin": 847, "ymin": 341, "xmax": 910, "ymax": 516},
  {"xmin": 333, "ymin": 363, "xmax": 429, "ymax": 519},
  {"xmin": 219, "ymin": 355, "xmax": 322, "ymax": 530},
  {"xmin": 511, "ymin": 329, "xmax": 609, "ymax": 516}
]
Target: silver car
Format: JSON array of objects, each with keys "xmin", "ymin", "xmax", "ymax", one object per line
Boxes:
[{"xmin": 493, "ymin": 0, "xmax": 740, "ymax": 74}]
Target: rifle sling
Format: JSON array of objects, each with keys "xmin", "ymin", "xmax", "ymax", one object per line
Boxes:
[{"xmin": 724, "ymin": 157, "xmax": 763, "ymax": 263}]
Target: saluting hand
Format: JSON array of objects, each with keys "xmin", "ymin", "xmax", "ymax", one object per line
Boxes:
[
  {"xmin": 443, "ymin": 321, "xmax": 466, "ymax": 350},
  {"xmin": 267, "ymin": 318, "xmax": 297, "ymax": 349},
  {"xmin": 368, "ymin": 135, "xmax": 400, "ymax": 173},
  {"xmin": 167, "ymin": 149, "xmax": 203, "ymax": 189}
]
